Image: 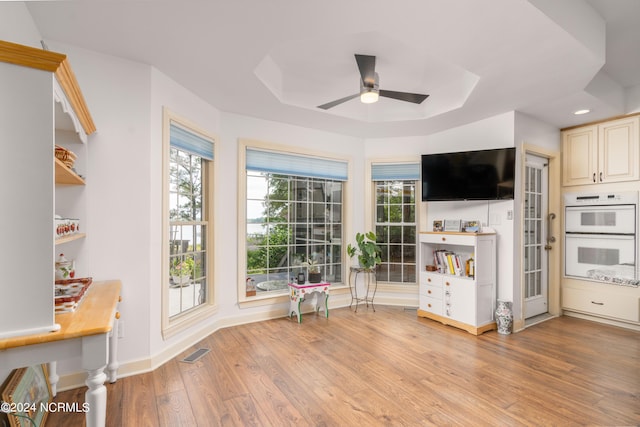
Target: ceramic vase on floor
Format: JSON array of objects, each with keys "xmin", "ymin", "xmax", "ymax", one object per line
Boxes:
[{"xmin": 495, "ymin": 300, "xmax": 513, "ymax": 335}]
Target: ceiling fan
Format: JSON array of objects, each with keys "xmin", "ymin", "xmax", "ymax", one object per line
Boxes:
[{"xmin": 317, "ymin": 54, "xmax": 429, "ymax": 110}]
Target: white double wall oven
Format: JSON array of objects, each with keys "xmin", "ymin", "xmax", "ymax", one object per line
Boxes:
[{"xmin": 564, "ymin": 192, "xmax": 638, "ymax": 283}]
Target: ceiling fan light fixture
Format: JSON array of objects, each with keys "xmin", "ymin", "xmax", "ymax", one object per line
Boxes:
[
  {"xmin": 360, "ymin": 71, "xmax": 380, "ymax": 104},
  {"xmin": 318, "ymin": 56, "xmax": 428, "ymax": 110},
  {"xmin": 360, "ymin": 88, "xmax": 379, "ymax": 104}
]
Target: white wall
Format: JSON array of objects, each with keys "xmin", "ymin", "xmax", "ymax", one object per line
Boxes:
[
  {"xmin": 365, "ymin": 112, "xmax": 517, "ymax": 302},
  {"xmin": 48, "ymin": 44, "xmax": 363, "ymax": 374},
  {"xmin": 147, "ymin": 71, "xmax": 363, "ymax": 357},
  {"xmin": 0, "ymin": 4, "xmax": 563, "ymax": 385},
  {"xmin": 365, "ymin": 112, "xmax": 516, "ymax": 158},
  {"xmin": 218, "ymin": 113, "xmax": 364, "ymax": 312},
  {"xmin": 365, "ymin": 112, "xmax": 560, "ymax": 318},
  {"xmin": 148, "ymin": 68, "xmax": 222, "ymax": 357},
  {"xmin": 0, "ymin": 3, "xmax": 365, "ymax": 379},
  {"xmin": 0, "ymin": 2, "xmax": 42, "ymax": 48},
  {"xmin": 514, "ymin": 111, "xmax": 561, "ymax": 152},
  {"xmin": 627, "ymin": 84, "xmax": 640, "ymax": 114}
]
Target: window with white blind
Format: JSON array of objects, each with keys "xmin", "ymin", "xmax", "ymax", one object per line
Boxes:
[
  {"xmin": 240, "ymin": 144, "xmax": 348, "ymax": 300},
  {"xmin": 162, "ymin": 108, "xmax": 216, "ymax": 337},
  {"xmin": 372, "ymin": 163, "xmax": 419, "ymax": 284}
]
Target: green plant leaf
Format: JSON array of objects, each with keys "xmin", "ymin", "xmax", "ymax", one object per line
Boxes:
[{"xmin": 348, "ymin": 231, "xmax": 380, "ymax": 269}]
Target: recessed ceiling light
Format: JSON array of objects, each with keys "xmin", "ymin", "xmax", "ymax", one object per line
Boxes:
[{"xmin": 574, "ymin": 109, "xmax": 590, "ymax": 115}]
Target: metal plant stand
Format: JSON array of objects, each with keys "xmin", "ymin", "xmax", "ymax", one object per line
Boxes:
[{"xmin": 348, "ymin": 266, "xmax": 377, "ymax": 312}]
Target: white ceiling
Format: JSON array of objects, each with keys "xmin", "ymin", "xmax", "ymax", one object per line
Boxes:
[{"xmin": 25, "ymin": 0, "xmax": 640, "ymax": 139}]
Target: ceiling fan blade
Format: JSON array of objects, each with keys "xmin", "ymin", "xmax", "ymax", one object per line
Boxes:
[
  {"xmin": 355, "ymin": 54, "xmax": 376, "ymax": 87},
  {"xmin": 317, "ymin": 93, "xmax": 360, "ymax": 110},
  {"xmin": 379, "ymin": 90, "xmax": 429, "ymax": 104}
]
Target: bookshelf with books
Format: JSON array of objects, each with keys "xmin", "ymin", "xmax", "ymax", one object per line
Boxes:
[{"xmin": 418, "ymin": 231, "xmax": 497, "ymax": 335}]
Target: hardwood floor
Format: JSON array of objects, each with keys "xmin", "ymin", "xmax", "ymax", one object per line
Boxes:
[{"xmin": 48, "ymin": 306, "xmax": 640, "ymax": 426}]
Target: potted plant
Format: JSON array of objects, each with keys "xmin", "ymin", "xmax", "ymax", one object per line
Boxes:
[
  {"xmin": 304, "ymin": 258, "xmax": 322, "ymax": 283},
  {"xmin": 347, "ymin": 231, "xmax": 382, "ymax": 270},
  {"xmin": 170, "ymin": 256, "xmax": 194, "ymax": 286}
]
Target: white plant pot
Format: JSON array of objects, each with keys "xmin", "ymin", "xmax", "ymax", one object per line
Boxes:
[{"xmin": 172, "ymin": 275, "xmax": 191, "ymax": 287}]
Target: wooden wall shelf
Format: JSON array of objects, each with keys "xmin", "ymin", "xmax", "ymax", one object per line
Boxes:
[
  {"xmin": 55, "ymin": 157, "xmax": 85, "ymax": 185},
  {"xmin": 55, "ymin": 233, "xmax": 86, "ymax": 245}
]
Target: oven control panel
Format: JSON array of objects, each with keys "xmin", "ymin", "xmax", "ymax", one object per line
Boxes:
[{"xmin": 565, "ymin": 191, "xmax": 638, "ymax": 206}]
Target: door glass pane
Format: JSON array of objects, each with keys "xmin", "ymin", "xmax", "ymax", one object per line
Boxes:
[{"xmin": 523, "ymin": 161, "xmax": 548, "ymax": 304}]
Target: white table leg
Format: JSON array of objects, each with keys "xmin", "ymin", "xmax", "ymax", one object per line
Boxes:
[
  {"xmin": 47, "ymin": 361, "xmax": 59, "ymax": 396},
  {"xmin": 295, "ymin": 296, "xmax": 303, "ymax": 323},
  {"xmin": 323, "ymin": 291, "xmax": 329, "ymax": 318},
  {"xmin": 82, "ymin": 334, "xmax": 109, "ymax": 427},
  {"xmin": 288, "ymin": 288, "xmax": 303, "ymax": 323},
  {"xmin": 85, "ymin": 367, "xmax": 107, "ymax": 427},
  {"xmin": 107, "ymin": 317, "xmax": 119, "ymax": 383}
]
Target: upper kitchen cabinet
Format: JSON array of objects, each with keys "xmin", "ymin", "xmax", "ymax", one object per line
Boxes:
[
  {"xmin": 562, "ymin": 115, "xmax": 639, "ymax": 186},
  {"xmin": 0, "ymin": 40, "xmax": 96, "ymax": 339}
]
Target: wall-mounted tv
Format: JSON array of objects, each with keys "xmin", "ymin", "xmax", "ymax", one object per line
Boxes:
[{"xmin": 421, "ymin": 147, "xmax": 516, "ymax": 201}]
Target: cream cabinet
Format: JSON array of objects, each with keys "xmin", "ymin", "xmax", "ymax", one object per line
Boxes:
[
  {"xmin": 562, "ymin": 115, "xmax": 639, "ymax": 186},
  {"xmin": 417, "ymin": 231, "xmax": 497, "ymax": 335},
  {"xmin": 562, "ymin": 280, "xmax": 639, "ymax": 324},
  {"xmin": 0, "ymin": 40, "xmax": 95, "ymax": 339}
]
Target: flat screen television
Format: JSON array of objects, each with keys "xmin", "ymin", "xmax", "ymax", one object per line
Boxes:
[{"xmin": 421, "ymin": 147, "xmax": 516, "ymax": 201}]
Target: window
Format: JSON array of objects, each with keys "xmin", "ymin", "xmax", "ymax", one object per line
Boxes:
[
  {"xmin": 162, "ymin": 108, "xmax": 216, "ymax": 337},
  {"xmin": 372, "ymin": 163, "xmax": 419, "ymax": 284},
  {"xmin": 169, "ymin": 146, "xmax": 208, "ymax": 316},
  {"xmin": 241, "ymin": 145, "xmax": 348, "ymax": 299}
]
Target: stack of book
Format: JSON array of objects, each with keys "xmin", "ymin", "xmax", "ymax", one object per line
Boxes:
[{"xmin": 433, "ymin": 250, "xmax": 464, "ymax": 276}]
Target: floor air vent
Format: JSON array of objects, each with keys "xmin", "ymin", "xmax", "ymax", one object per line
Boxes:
[{"xmin": 181, "ymin": 348, "xmax": 210, "ymax": 363}]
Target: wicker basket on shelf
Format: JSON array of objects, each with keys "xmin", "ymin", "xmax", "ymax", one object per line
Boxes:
[{"xmin": 55, "ymin": 145, "xmax": 77, "ymax": 169}]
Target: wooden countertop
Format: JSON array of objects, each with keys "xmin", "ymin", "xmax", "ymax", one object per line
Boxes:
[{"xmin": 0, "ymin": 280, "xmax": 121, "ymax": 350}]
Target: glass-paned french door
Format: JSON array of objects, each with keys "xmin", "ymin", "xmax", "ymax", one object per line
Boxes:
[{"xmin": 524, "ymin": 153, "xmax": 548, "ymax": 317}]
